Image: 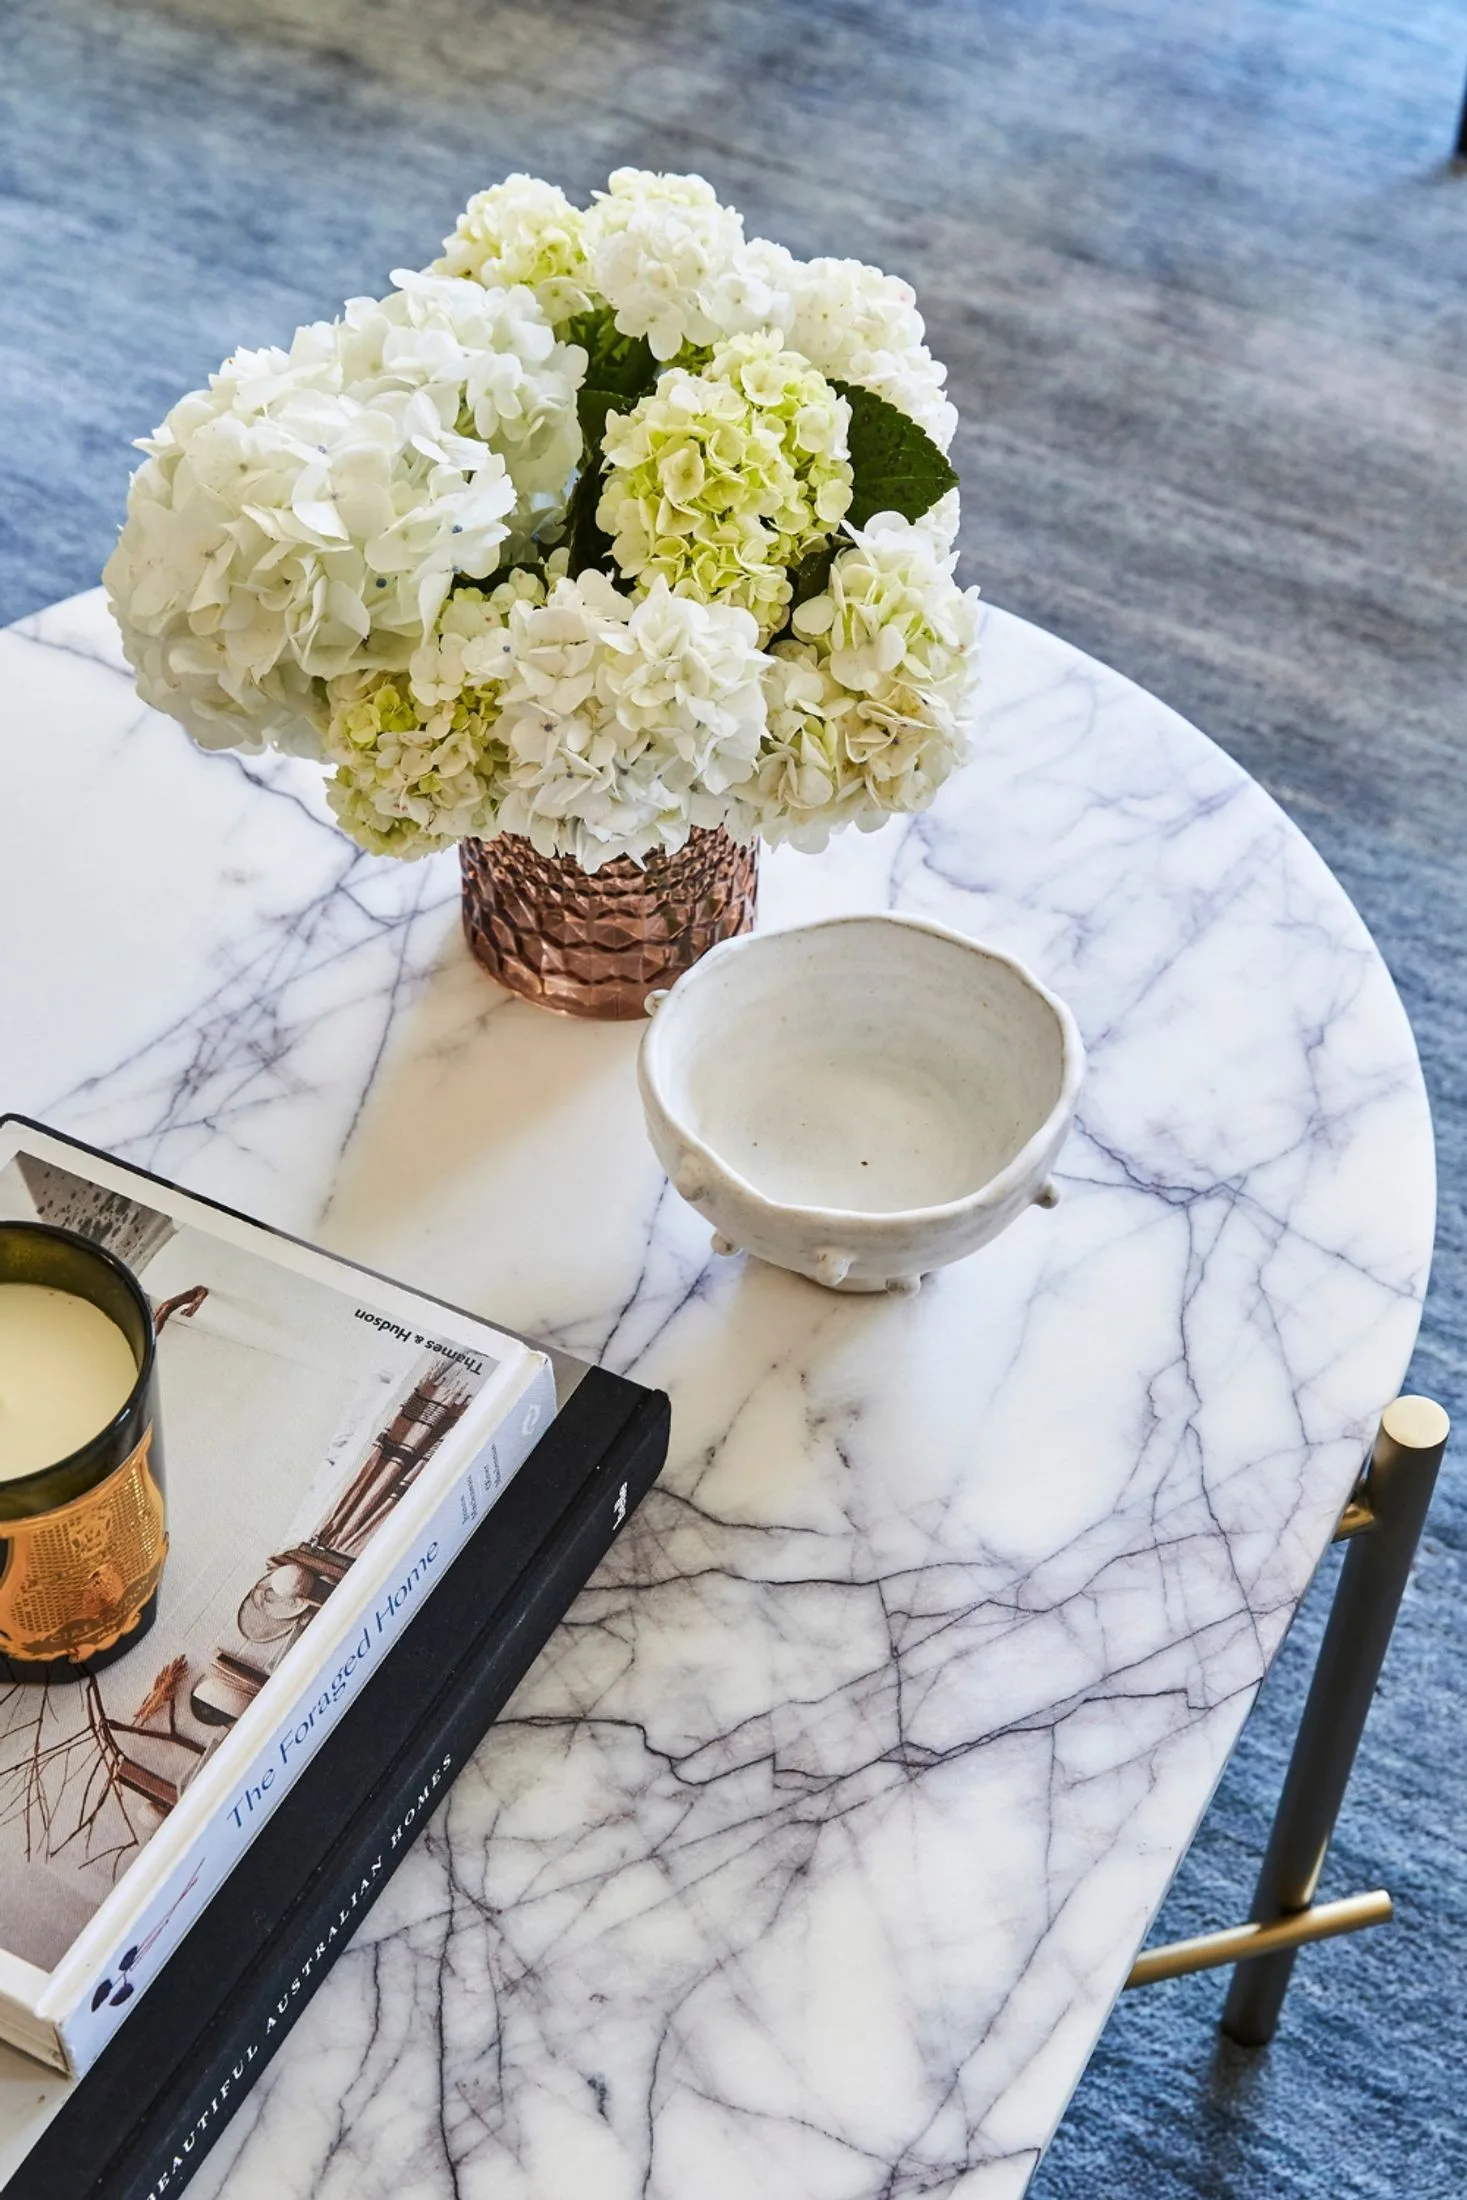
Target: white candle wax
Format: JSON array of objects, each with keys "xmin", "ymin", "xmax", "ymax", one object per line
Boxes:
[{"xmin": 0, "ymin": 1283, "xmax": 139, "ymax": 1482}]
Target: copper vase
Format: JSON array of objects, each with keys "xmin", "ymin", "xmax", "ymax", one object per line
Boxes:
[{"xmin": 460, "ymin": 829, "xmax": 759, "ymax": 1020}]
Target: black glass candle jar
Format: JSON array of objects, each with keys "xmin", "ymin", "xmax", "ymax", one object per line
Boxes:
[{"xmin": 0, "ymin": 1223, "xmax": 167, "ymax": 1681}]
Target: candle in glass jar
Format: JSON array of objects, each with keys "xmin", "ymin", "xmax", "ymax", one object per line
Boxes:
[{"xmin": 0, "ymin": 1282, "xmax": 140, "ymax": 1481}]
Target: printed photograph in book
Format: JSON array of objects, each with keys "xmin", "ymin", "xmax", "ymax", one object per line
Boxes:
[{"xmin": 0, "ymin": 1146, "xmax": 499, "ymax": 1976}]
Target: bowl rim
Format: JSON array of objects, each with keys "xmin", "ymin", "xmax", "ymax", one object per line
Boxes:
[{"xmin": 637, "ymin": 911, "xmax": 1086, "ymax": 1228}]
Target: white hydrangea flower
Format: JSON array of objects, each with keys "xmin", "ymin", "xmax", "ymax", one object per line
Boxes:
[
  {"xmin": 727, "ymin": 653, "xmax": 870, "ymax": 849},
  {"xmin": 916, "ymin": 486, "xmax": 961, "ymax": 553},
  {"xmin": 105, "ymin": 277, "xmax": 583, "ymax": 759},
  {"xmin": 321, "ymin": 569, "xmax": 769, "ymax": 869},
  {"xmin": 405, "ymin": 564, "xmax": 550, "ymax": 705},
  {"xmin": 743, "ymin": 511, "xmax": 979, "ymax": 849},
  {"xmin": 435, "ymin": 173, "xmax": 596, "ymax": 324},
  {"xmin": 492, "ymin": 572, "xmax": 768, "ymax": 869},
  {"xmin": 695, "ymin": 231, "xmax": 798, "ymax": 351},
  {"xmin": 344, "ymin": 271, "xmax": 586, "ymax": 508},
  {"xmin": 105, "ymin": 338, "xmax": 518, "ymax": 757},
  {"xmin": 776, "ymin": 255, "xmax": 958, "ymax": 452},
  {"xmin": 585, "ymin": 168, "xmax": 766, "ymax": 361}
]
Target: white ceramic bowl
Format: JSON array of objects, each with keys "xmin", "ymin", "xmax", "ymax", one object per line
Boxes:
[{"xmin": 638, "ymin": 913, "xmax": 1085, "ymax": 1293}]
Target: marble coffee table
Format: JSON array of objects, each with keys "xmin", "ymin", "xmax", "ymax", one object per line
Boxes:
[{"xmin": 0, "ymin": 590, "xmax": 1435, "ymax": 2199}]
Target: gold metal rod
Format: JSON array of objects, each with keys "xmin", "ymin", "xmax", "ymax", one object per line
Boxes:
[
  {"xmin": 1224, "ymin": 1396, "xmax": 1448, "ymax": 2046},
  {"xmin": 1333, "ymin": 1497, "xmax": 1375, "ymax": 1541},
  {"xmin": 1126, "ymin": 1889, "xmax": 1392, "ymax": 1989}
]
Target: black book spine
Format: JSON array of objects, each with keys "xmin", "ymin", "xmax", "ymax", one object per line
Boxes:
[{"xmin": 7, "ymin": 1383, "xmax": 669, "ymax": 2200}]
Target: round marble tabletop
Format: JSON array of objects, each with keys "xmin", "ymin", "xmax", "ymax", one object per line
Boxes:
[{"xmin": 0, "ymin": 591, "xmax": 1435, "ymax": 2199}]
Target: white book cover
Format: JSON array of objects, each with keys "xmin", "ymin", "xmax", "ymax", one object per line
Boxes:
[{"xmin": 0, "ymin": 1122, "xmax": 554, "ymax": 2075}]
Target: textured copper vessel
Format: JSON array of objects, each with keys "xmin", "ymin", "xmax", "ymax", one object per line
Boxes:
[{"xmin": 460, "ymin": 829, "xmax": 759, "ymax": 1020}]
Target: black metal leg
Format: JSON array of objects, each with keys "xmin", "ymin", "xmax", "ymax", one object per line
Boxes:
[
  {"xmin": 1458, "ymin": 69, "xmax": 1467, "ymax": 161},
  {"xmin": 1219, "ymin": 1397, "xmax": 1449, "ymax": 2046}
]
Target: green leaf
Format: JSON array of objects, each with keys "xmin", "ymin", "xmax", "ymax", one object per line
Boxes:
[
  {"xmin": 564, "ymin": 458, "xmax": 613, "ymax": 579},
  {"xmin": 560, "ymin": 309, "xmax": 661, "ymax": 580},
  {"xmin": 832, "ymin": 378, "xmax": 958, "ymax": 529},
  {"xmin": 565, "ymin": 308, "xmax": 658, "ymax": 453}
]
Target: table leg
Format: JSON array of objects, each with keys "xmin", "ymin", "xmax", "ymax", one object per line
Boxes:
[{"xmin": 1219, "ymin": 1396, "xmax": 1449, "ymax": 2046}]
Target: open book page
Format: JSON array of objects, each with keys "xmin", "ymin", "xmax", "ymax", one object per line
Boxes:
[{"xmin": 0, "ymin": 1145, "xmax": 500, "ymax": 1973}]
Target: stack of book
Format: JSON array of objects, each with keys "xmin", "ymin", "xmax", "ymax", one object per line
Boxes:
[{"xmin": 0, "ymin": 1117, "xmax": 670, "ymax": 2198}]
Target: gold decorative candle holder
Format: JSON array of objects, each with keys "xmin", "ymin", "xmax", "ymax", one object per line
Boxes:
[{"xmin": 0, "ymin": 1224, "xmax": 167, "ymax": 1681}]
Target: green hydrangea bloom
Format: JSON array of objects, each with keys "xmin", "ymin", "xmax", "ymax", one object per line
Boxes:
[
  {"xmin": 596, "ymin": 332, "xmax": 853, "ymax": 640},
  {"xmin": 743, "ymin": 514, "xmax": 980, "ymax": 851},
  {"xmin": 322, "ymin": 577, "xmax": 541, "ymax": 857}
]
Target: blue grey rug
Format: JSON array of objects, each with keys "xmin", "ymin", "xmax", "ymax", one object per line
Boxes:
[{"xmin": 1, "ymin": 2, "xmax": 1463, "ymax": 2190}]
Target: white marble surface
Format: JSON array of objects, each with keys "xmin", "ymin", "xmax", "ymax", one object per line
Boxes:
[{"xmin": 0, "ymin": 590, "xmax": 1434, "ymax": 2199}]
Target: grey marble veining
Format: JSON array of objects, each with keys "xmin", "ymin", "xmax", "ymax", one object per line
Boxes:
[
  {"xmin": 0, "ymin": 592, "xmax": 1434, "ymax": 2197},
  {"xmin": 1, "ymin": 5, "xmax": 1462, "ymax": 2185}
]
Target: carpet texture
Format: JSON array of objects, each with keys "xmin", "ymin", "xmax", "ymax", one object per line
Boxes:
[{"xmin": 1, "ymin": 3, "xmax": 1464, "ymax": 2191}]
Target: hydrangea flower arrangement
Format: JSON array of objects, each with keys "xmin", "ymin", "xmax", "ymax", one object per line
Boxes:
[{"xmin": 106, "ymin": 170, "xmax": 978, "ymax": 872}]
